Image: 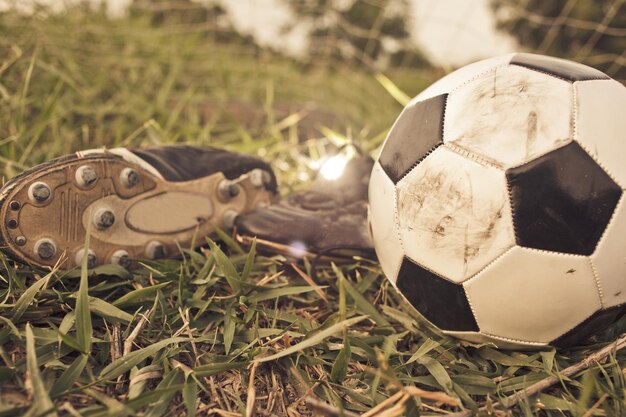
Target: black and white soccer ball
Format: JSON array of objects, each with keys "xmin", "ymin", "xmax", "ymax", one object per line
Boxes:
[{"xmin": 368, "ymin": 53, "xmax": 626, "ymax": 349}]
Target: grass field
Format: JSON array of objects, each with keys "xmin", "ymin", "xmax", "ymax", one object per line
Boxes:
[{"xmin": 0, "ymin": 4, "xmax": 625, "ymax": 417}]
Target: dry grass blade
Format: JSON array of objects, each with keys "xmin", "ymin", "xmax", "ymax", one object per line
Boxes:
[
  {"xmin": 246, "ymin": 362, "xmax": 259, "ymax": 417},
  {"xmin": 502, "ymin": 333, "xmax": 626, "ymax": 408},
  {"xmin": 291, "ymin": 263, "xmax": 329, "ymax": 304},
  {"xmin": 448, "ymin": 333, "xmax": 626, "ymax": 417},
  {"xmin": 403, "ymin": 386, "xmax": 462, "ymax": 407},
  {"xmin": 361, "ymin": 391, "xmax": 405, "ymax": 417},
  {"xmin": 305, "ymin": 397, "xmax": 360, "ymax": 417},
  {"xmin": 123, "ymin": 303, "xmax": 157, "ymax": 357}
]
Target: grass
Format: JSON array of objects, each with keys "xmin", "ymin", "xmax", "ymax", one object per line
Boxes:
[{"xmin": 0, "ymin": 3, "xmax": 625, "ymax": 417}]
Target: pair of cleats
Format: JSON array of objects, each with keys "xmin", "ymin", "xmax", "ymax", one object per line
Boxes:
[{"xmin": 0, "ymin": 145, "xmax": 374, "ymax": 270}]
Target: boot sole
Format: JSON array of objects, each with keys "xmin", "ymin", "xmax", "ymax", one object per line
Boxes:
[{"xmin": 0, "ymin": 150, "xmax": 276, "ymax": 270}]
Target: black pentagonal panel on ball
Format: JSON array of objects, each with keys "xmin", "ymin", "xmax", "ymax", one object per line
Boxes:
[
  {"xmin": 552, "ymin": 304, "xmax": 626, "ymax": 348},
  {"xmin": 396, "ymin": 257, "xmax": 479, "ymax": 332},
  {"xmin": 507, "ymin": 142, "xmax": 622, "ymax": 256},
  {"xmin": 510, "ymin": 53, "xmax": 610, "ymax": 82},
  {"xmin": 379, "ymin": 94, "xmax": 446, "ymax": 183}
]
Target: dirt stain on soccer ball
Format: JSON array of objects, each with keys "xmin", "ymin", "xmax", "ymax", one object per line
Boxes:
[
  {"xmin": 526, "ymin": 110, "xmax": 538, "ymax": 159},
  {"xmin": 398, "ymin": 160, "xmax": 511, "ymax": 275}
]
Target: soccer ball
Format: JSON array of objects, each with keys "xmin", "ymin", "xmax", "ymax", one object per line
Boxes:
[{"xmin": 368, "ymin": 53, "xmax": 626, "ymax": 349}]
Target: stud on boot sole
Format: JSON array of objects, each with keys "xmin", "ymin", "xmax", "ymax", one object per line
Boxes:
[{"xmin": 0, "ymin": 152, "xmax": 276, "ymax": 270}]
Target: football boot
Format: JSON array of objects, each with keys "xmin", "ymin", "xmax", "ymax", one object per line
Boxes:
[
  {"xmin": 0, "ymin": 145, "xmax": 277, "ymax": 270},
  {"xmin": 234, "ymin": 149, "xmax": 375, "ymax": 261}
]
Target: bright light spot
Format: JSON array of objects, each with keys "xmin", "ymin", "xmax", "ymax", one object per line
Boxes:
[
  {"xmin": 287, "ymin": 241, "xmax": 308, "ymax": 258},
  {"xmin": 319, "ymin": 155, "xmax": 348, "ymax": 180}
]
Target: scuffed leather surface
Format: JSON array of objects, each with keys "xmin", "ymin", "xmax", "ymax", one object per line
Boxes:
[{"xmin": 236, "ymin": 155, "xmax": 374, "ymax": 254}]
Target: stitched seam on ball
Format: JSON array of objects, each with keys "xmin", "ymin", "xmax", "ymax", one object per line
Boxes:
[
  {"xmin": 505, "ymin": 178, "xmax": 520, "ymax": 245},
  {"xmin": 574, "ymin": 139, "xmax": 624, "ymax": 189},
  {"xmin": 394, "ymin": 287, "xmax": 439, "ymax": 331},
  {"xmin": 522, "ymin": 246, "xmax": 588, "ymax": 259},
  {"xmin": 462, "ymin": 286, "xmax": 481, "ymax": 333},
  {"xmin": 403, "ymin": 253, "xmax": 465, "ymax": 286},
  {"xmin": 396, "ymin": 94, "xmax": 449, "ymax": 184},
  {"xmin": 598, "ymin": 191, "xmax": 626, "ymax": 248},
  {"xmin": 549, "ymin": 304, "xmax": 622, "ymax": 346},
  {"xmin": 571, "ymin": 80, "xmax": 578, "ymax": 152},
  {"xmin": 443, "ymin": 142, "xmax": 503, "ymax": 171},
  {"xmin": 480, "ymin": 331, "xmax": 547, "ymax": 346},
  {"xmin": 505, "ymin": 140, "xmax": 575, "ymax": 172},
  {"xmin": 566, "ymin": 82, "xmax": 625, "ymax": 199},
  {"xmin": 588, "ymin": 258, "xmax": 605, "ymax": 309},
  {"xmin": 444, "ymin": 64, "xmax": 507, "ymax": 145},
  {"xmin": 393, "ymin": 180, "xmax": 406, "ymax": 256},
  {"xmin": 449, "ymin": 63, "xmax": 509, "ymax": 95},
  {"xmin": 462, "ymin": 245, "xmax": 516, "ymax": 285},
  {"xmin": 572, "ymin": 79, "xmax": 624, "ymax": 188},
  {"xmin": 509, "ymin": 64, "xmax": 609, "ymax": 83},
  {"xmin": 396, "ymin": 143, "xmax": 442, "ymax": 183},
  {"xmin": 590, "ymin": 192, "xmax": 625, "ymax": 286}
]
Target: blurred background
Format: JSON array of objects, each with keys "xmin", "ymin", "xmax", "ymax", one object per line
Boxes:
[
  {"xmin": 0, "ymin": 4, "xmax": 625, "ymax": 413},
  {"xmin": 0, "ymin": 0, "xmax": 624, "ymax": 187}
]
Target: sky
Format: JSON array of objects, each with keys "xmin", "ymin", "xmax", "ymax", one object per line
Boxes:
[{"xmin": 0, "ymin": 0, "xmax": 518, "ymax": 67}]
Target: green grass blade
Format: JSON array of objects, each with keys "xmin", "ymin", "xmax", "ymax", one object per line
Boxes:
[
  {"xmin": 223, "ymin": 307, "xmax": 235, "ymax": 355},
  {"xmin": 207, "ymin": 239, "xmax": 241, "ymax": 293},
  {"xmin": 57, "ymin": 331, "xmax": 83, "ymax": 352},
  {"xmin": 89, "ymin": 297, "xmax": 133, "ymax": 323},
  {"xmin": 416, "ymin": 355, "xmax": 456, "ymax": 395},
  {"xmin": 375, "ymin": 72, "xmax": 411, "ymax": 106},
  {"xmin": 25, "ymin": 323, "xmax": 57, "ymax": 417},
  {"xmin": 0, "ymin": 366, "xmax": 16, "ymax": 382},
  {"xmin": 407, "ymin": 338, "xmax": 441, "ymax": 364},
  {"xmin": 254, "ymin": 316, "xmax": 367, "ymax": 364},
  {"xmin": 338, "ymin": 264, "xmax": 346, "ymax": 321},
  {"xmin": 241, "ymin": 238, "xmax": 256, "ymax": 282},
  {"xmin": 83, "ymin": 388, "xmax": 134, "ymax": 417},
  {"xmin": 212, "ymin": 227, "xmax": 244, "ymax": 254},
  {"xmin": 193, "ymin": 361, "xmax": 249, "ymax": 377},
  {"xmin": 0, "ymin": 316, "xmax": 21, "ymax": 339},
  {"xmin": 99, "ymin": 337, "xmax": 185, "ymax": 380},
  {"xmin": 112, "ymin": 282, "xmax": 170, "ymax": 307},
  {"xmin": 182, "ymin": 377, "xmax": 197, "ymax": 417},
  {"xmin": 123, "ymin": 386, "xmax": 185, "ymax": 412},
  {"xmin": 330, "ymin": 335, "xmax": 351, "ymax": 383},
  {"xmin": 332, "ymin": 264, "xmax": 390, "ymax": 326},
  {"xmin": 76, "ymin": 227, "xmax": 93, "ymax": 354},
  {"xmin": 144, "ymin": 369, "xmax": 185, "ymax": 417},
  {"xmin": 10, "ymin": 274, "xmax": 50, "ymax": 322},
  {"xmin": 247, "ymin": 286, "xmax": 322, "ymax": 303},
  {"xmin": 50, "ymin": 353, "xmax": 88, "ymax": 397}
]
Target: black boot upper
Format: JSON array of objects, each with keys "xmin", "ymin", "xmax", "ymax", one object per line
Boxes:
[
  {"xmin": 131, "ymin": 145, "xmax": 278, "ymax": 193},
  {"xmin": 235, "ymin": 154, "xmax": 375, "ymax": 256}
]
